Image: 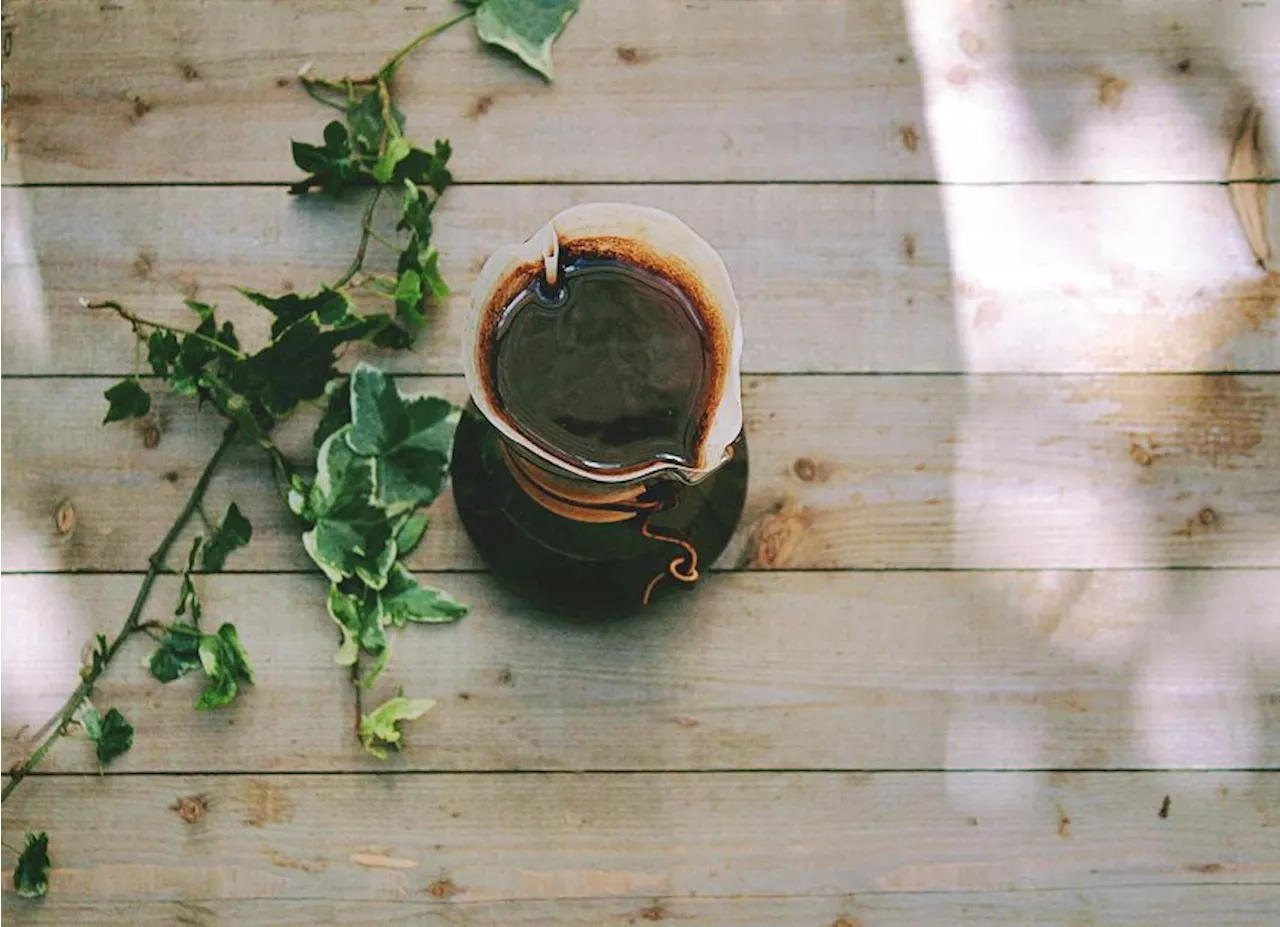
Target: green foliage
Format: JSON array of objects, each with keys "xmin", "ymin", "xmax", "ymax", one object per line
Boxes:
[
  {"xmin": 148, "ymin": 622, "xmax": 255, "ymax": 710},
  {"xmin": 468, "ymin": 0, "xmax": 580, "ymax": 80},
  {"xmin": 148, "ymin": 622, "xmax": 204, "ymax": 683},
  {"xmin": 393, "ymin": 512, "xmax": 430, "ymax": 556},
  {"xmin": 359, "ymin": 693, "xmax": 436, "ymax": 758},
  {"xmin": 102, "ymin": 378, "xmax": 150, "ymax": 423},
  {"xmin": 196, "ymin": 623, "xmax": 256, "ymax": 710},
  {"xmin": 79, "ymin": 633, "xmax": 109, "ymax": 682},
  {"xmin": 346, "ymin": 363, "xmax": 459, "ymax": 513},
  {"xmin": 80, "ymin": 706, "xmax": 134, "ymax": 765},
  {"xmin": 56, "ymin": 6, "xmax": 514, "ymax": 834},
  {"xmin": 13, "ymin": 832, "xmax": 50, "ymax": 899},
  {"xmin": 298, "ymin": 365, "xmax": 466, "ymax": 685},
  {"xmin": 175, "ymin": 536, "xmax": 204, "ymax": 622},
  {"xmin": 201, "ymin": 502, "xmax": 253, "ymax": 572},
  {"xmin": 380, "ymin": 563, "xmax": 467, "ymax": 626}
]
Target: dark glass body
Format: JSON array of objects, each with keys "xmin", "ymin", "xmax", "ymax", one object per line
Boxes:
[{"xmin": 451, "ymin": 403, "xmax": 749, "ymax": 614}]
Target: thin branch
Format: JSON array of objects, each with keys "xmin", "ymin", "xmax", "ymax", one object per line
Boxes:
[
  {"xmin": 364, "ymin": 224, "xmax": 401, "ymax": 254},
  {"xmin": 1, "ymin": 425, "xmax": 241, "ymax": 803},
  {"xmin": 332, "ymin": 187, "xmax": 383, "ymax": 289},
  {"xmin": 377, "ymin": 8, "xmax": 476, "ymax": 81},
  {"xmin": 299, "ymin": 78, "xmax": 348, "ymax": 111},
  {"xmin": 350, "ymin": 658, "xmax": 364, "ymax": 736},
  {"xmin": 82, "ymin": 301, "xmax": 249, "ymax": 362}
]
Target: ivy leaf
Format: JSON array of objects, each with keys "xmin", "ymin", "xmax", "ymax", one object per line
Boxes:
[
  {"xmin": 418, "ymin": 247, "xmax": 449, "ymax": 301},
  {"xmin": 473, "ymin": 0, "xmax": 580, "ymax": 80},
  {"xmin": 13, "ymin": 832, "xmax": 50, "ymax": 899},
  {"xmin": 393, "ymin": 512, "xmax": 430, "ymax": 557},
  {"xmin": 246, "ymin": 314, "xmax": 384, "ymax": 417},
  {"xmin": 325, "ymin": 584, "xmax": 362, "ymax": 666},
  {"xmin": 148, "ymin": 622, "xmax": 204, "ymax": 683},
  {"xmin": 195, "ymin": 623, "xmax": 255, "ymax": 710},
  {"xmin": 394, "ymin": 139, "xmax": 452, "ymax": 193},
  {"xmin": 175, "ymin": 536, "xmax": 203, "ymax": 621},
  {"xmin": 380, "ymin": 563, "xmax": 468, "ymax": 626},
  {"xmin": 327, "ymin": 583, "xmax": 388, "ymax": 665},
  {"xmin": 290, "ymin": 120, "xmax": 364, "ymax": 195},
  {"xmin": 301, "ymin": 427, "xmax": 397, "ymax": 587},
  {"xmin": 201, "ymin": 502, "xmax": 252, "ymax": 571},
  {"xmin": 345, "ymin": 363, "xmax": 461, "ymax": 513},
  {"xmin": 397, "ymin": 179, "xmax": 435, "ymax": 241},
  {"xmin": 147, "ymin": 330, "xmax": 181, "ymax": 378},
  {"xmin": 238, "ymin": 287, "xmax": 355, "ymax": 339},
  {"xmin": 394, "ymin": 268, "xmax": 424, "ymax": 328},
  {"xmin": 373, "ymin": 135, "xmax": 411, "ymax": 184},
  {"xmin": 199, "ymin": 372, "xmax": 271, "ymax": 446},
  {"xmin": 81, "ymin": 706, "xmax": 134, "ymax": 765},
  {"xmin": 103, "ymin": 379, "xmax": 151, "ymax": 424},
  {"xmin": 313, "ymin": 377, "xmax": 352, "ymax": 449},
  {"xmin": 359, "ymin": 693, "xmax": 435, "ymax": 759},
  {"xmin": 347, "ymin": 90, "xmax": 403, "ymax": 156},
  {"xmin": 80, "ymin": 632, "xmax": 109, "ymax": 681}
]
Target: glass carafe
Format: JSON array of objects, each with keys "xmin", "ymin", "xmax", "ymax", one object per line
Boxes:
[{"xmin": 450, "ymin": 203, "xmax": 748, "ymax": 613}]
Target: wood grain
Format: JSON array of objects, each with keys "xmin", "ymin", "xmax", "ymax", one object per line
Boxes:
[
  {"xmin": 3, "ymin": 571, "xmax": 1277, "ymax": 773},
  {"xmin": 3, "ymin": 0, "xmax": 1277, "ymax": 183},
  {"xmin": 6, "ymin": 888, "xmax": 1279, "ymax": 927},
  {"xmin": 1, "ymin": 773, "xmax": 1276, "ymax": 912},
  {"xmin": 3, "ymin": 184, "xmax": 1277, "ymax": 376},
  {"xmin": 3, "ymin": 375, "xmax": 1278, "ymax": 573}
]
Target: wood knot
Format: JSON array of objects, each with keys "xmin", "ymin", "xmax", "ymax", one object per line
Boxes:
[
  {"xmin": 497, "ymin": 667, "xmax": 514, "ymax": 686},
  {"xmin": 638, "ymin": 905, "xmax": 669, "ymax": 922},
  {"xmin": 1175, "ymin": 57, "xmax": 1192, "ymax": 74},
  {"xmin": 54, "ymin": 499, "xmax": 76, "ymax": 535},
  {"xmin": 132, "ymin": 250, "xmax": 156, "ymax": 279},
  {"xmin": 902, "ymin": 234, "xmax": 917, "ymax": 261},
  {"xmin": 791, "ymin": 458, "xmax": 829, "ymax": 483},
  {"xmin": 467, "ymin": 93, "xmax": 494, "ymax": 119},
  {"xmin": 171, "ymin": 794, "xmax": 209, "ymax": 824},
  {"xmin": 179, "ymin": 61, "xmax": 201, "ymax": 81},
  {"xmin": 1097, "ymin": 74, "xmax": 1127, "ymax": 109},
  {"xmin": 743, "ymin": 500, "xmax": 812, "ymax": 568},
  {"xmin": 832, "ymin": 918, "xmax": 862, "ymax": 927},
  {"xmin": 129, "ymin": 95, "xmax": 153, "ymax": 122},
  {"xmin": 899, "ymin": 124, "xmax": 919, "ymax": 152},
  {"xmin": 1129, "ymin": 442, "xmax": 1154, "ymax": 467},
  {"xmin": 615, "ymin": 46, "xmax": 653, "ymax": 65},
  {"xmin": 142, "ymin": 422, "xmax": 162, "ymax": 449},
  {"xmin": 960, "ymin": 31, "xmax": 984, "ymax": 56},
  {"xmin": 427, "ymin": 878, "xmax": 459, "ymax": 899},
  {"xmin": 1198, "ymin": 507, "xmax": 1217, "ymax": 526}
]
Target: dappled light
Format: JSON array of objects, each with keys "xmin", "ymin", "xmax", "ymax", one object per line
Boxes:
[{"xmin": 901, "ymin": 0, "xmax": 1278, "ymax": 785}]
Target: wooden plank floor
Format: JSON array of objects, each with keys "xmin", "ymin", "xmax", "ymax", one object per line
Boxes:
[{"xmin": 2, "ymin": 1, "xmax": 1278, "ymax": 924}]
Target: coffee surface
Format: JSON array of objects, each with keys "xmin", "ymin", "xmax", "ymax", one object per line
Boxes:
[{"xmin": 490, "ymin": 258, "xmax": 709, "ymax": 472}]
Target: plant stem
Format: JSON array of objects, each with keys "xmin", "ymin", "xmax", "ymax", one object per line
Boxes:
[
  {"xmin": 333, "ymin": 187, "xmax": 383, "ymax": 289},
  {"xmin": 1, "ymin": 425, "xmax": 240, "ymax": 803},
  {"xmin": 364, "ymin": 224, "xmax": 400, "ymax": 254},
  {"xmin": 299, "ymin": 78, "xmax": 348, "ymax": 111},
  {"xmin": 83, "ymin": 301, "xmax": 249, "ymax": 362},
  {"xmin": 350, "ymin": 659, "xmax": 364, "ymax": 735},
  {"xmin": 301, "ymin": 7, "xmax": 474, "ymax": 94},
  {"xmin": 377, "ymin": 8, "xmax": 476, "ymax": 80}
]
